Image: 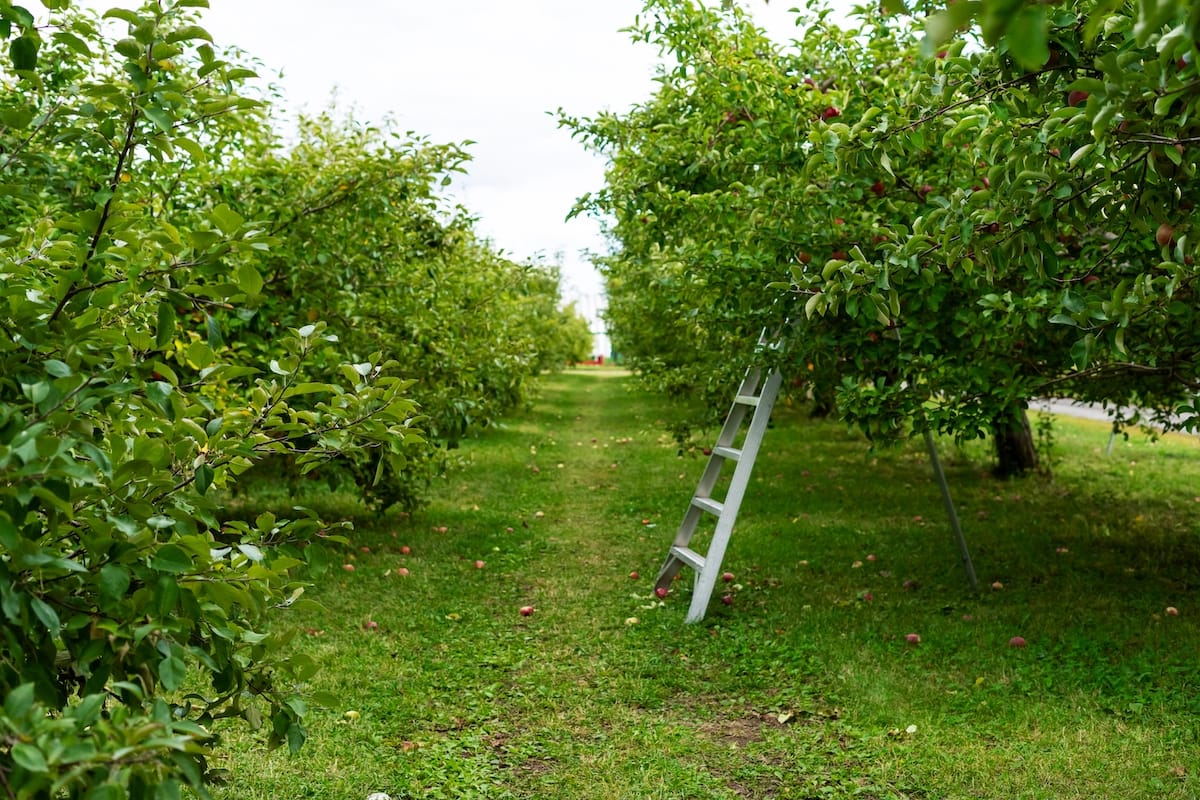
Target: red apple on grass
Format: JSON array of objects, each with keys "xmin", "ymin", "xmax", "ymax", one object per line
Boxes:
[
  {"xmin": 655, "ymin": 587, "xmax": 669, "ymax": 598},
  {"xmin": 519, "ymin": 605, "xmax": 535, "ymax": 617},
  {"xmin": 905, "ymin": 633, "xmax": 921, "ymax": 645}
]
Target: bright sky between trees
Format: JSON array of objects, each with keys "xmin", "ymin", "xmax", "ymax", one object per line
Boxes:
[{"xmin": 123, "ymin": 1, "xmax": 854, "ymax": 353}]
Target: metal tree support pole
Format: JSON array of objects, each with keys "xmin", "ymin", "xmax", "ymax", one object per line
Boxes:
[{"xmin": 923, "ymin": 428, "xmax": 979, "ymax": 591}]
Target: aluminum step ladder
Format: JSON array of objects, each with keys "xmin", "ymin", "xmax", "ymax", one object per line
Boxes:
[{"xmin": 655, "ymin": 362, "xmax": 784, "ymax": 623}]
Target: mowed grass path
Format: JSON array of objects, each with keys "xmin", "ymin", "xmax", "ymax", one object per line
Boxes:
[{"xmin": 214, "ymin": 371, "xmax": 1200, "ymax": 799}]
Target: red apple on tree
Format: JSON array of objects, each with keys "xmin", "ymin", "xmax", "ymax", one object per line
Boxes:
[{"xmin": 1156, "ymin": 223, "xmax": 1174, "ymax": 247}]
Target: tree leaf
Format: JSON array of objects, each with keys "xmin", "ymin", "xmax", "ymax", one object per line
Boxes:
[
  {"xmin": 158, "ymin": 655, "xmax": 187, "ymax": 692},
  {"xmin": 11, "ymin": 742, "xmax": 48, "ymax": 773},
  {"xmin": 1005, "ymin": 6, "xmax": 1050, "ymax": 70},
  {"xmin": 194, "ymin": 464, "xmax": 214, "ymax": 496},
  {"xmin": 30, "ymin": 597, "xmax": 61, "ymax": 633},
  {"xmin": 156, "ymin": 302, "xmax": 177, "ymax": 349},
  {"xmin": 151, "ymin": 544, "xmax": 193, "ymax": 574},
  {"xmin": 8, "ymin": 35, "xmax": 38, "ymax": 71}
]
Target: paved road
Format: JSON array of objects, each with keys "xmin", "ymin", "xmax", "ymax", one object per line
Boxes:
[{"xmin": 1032, "ymin": 397, "xmax": 1195, "ymax": 433}]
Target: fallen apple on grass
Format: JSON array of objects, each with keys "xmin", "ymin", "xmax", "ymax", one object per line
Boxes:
[
  {"xmin": 655, "ymin": 587, "xmax": 669, "ymax": 598},
  {"xmin": 400, "ymin": 545, "xmax": 412, "ymax": 555},
  {"xmin": 1008, "ymin": 636, "xmax": 1027, "ymax": 648},
  {"xmin": 905, "ymin": 633, "xmax": 921, "ymax": 645},
  {"xmin": 722, "ymin": 572, "xmax": 735, "ymax": 582},
  {"xmin": 519, "ymin": 605, "xmax": 535, "ymax": 617},
  {"xmin": 629, "ymin": 571, "xmax": 640, "ymax": 580},
  {"xmin": 474, "ymin": 560, "xmax": 486, "ymax": 569}
]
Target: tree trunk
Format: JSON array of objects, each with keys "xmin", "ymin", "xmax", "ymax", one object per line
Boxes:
[
  {"xmin": 809, "ymin": 382, "xmax": 835, "ymax": 418},
  {"xmin": 992, "ymin": 405, "xmax": 1038, "ymax": 477}
]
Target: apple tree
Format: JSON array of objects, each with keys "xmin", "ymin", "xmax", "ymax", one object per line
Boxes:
[
  {"xmin": 568, "ymin": 0, "xmax": 1198, "ymax": 475},
  {"xmin": 215, "ymin": 108, "xmax": 590, "ymax": 507},
  {"xmin": 0, "ymin": 2, "xmax": 423, "ymax": 796}
]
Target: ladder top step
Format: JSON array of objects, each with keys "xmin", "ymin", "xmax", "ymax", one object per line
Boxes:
[
  {"xmin": 692, "ymin": 497, "xmax": 724, "ymax": 516},
  {"xmin": 669, "ymin": 545, "xmax": 705, "ymax": 572},
  {"xmin": 734, "ymin": 394, "xmax": 761, "ymax": 407}
]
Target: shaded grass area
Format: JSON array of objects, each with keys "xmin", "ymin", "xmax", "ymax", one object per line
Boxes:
[{"xmin": 213, "ymin": 374, "xmax": 1200, "ymax": 799}]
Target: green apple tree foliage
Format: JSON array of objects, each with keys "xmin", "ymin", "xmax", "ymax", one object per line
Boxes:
[
  {"xmin": 567, "ymin": 0, "xmax": 1198, "ymax": 475},
  {"xmin": 0, "ymin": 1, "xmax": 431, "ymax": 796},
  {"xmin": 209, "ymin": 108, "xmax": 585, "ymax": 508}
]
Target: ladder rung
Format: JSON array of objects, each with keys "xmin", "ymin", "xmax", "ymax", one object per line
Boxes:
[
  {"xmin": 691, "ymin": 497, "xmax": 724, "ymax": 516},
  {"xmin": 669, "ymin": 546, "xmax": 705, "ymax": 571},
  {"xmin": 734, "ymin": 394, "xmax": 761, "ymax": 407},
  {"xmin": 712, "ymin": 446, "xmax": 741, "ymax": 461}
]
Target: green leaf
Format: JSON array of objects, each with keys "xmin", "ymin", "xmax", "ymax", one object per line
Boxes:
[
  {"xmin": 923, "ymin": 1, "xmax": 977, "ymax": 48},
  {"xmin": 11, "ymin": 742, "xmax": 48, "ymax": 773},
  {"xmin": 141, "ymin": 104, "xmax": 174, "ymax": 133},
  {"xmin": 151, "ymin": 544, "xmax": 193, "ymax": 574},
  {"xmin": 237, "ymin": 263, "xmax": 264, "ymax": 296},
  {"xmin": 8, "ymin": 35, "xmax": 37, "ymax": 70},
  {"xmin": 5, "ymin": 683, "xmax": 35, "ymax": 719},
  {"xmin": 211, "ymin": 203, "xmax": 244, "ymax": 236},
  {"xmin": 165, "ymin": 24, "xmax": 213, "ymax": 44},
  {"xmin": 185, "ymin": 341, "xmax": 215, "ymax": 369},
  {"xmin": 1005, "ymin": 6, "xmax": 1049, "ymax": 70},
  {"xmin": 237, "ymin": 543, "xmax": 264, "ymax": 562},
  {"xmin": 103, "ymin": 8, "xmax": 142, "ymax": 24},
  {"xmin": 98, "ymin": 564, "xmax": 132, "ymax": 602},
  {"xmin": 286, "ymin": 722, "xmax": 306, "ymax": 753},
  {"xmin": 44, "ymin": 359, "xmax": 71, "ymax": 378},
  {"xmin": 30, "ymin": 597, "xmax": 61, "ymax": 633},
  {"xmin": 158, "ymin": 655, "xmax": 187, "ymax": 691},
  {"xmin": 194, "ymin": 464, "xmax": 214, "ymax": 496},
  {"xmin": 1, "ymin": 106, "xmax": 34, "ymax": 129},
  {"xmin": 113, "ymin": 37, "xmax": 142, "ymax": 59},
  {"xmin": 156, "ymin": 302, "xmax": 177, "ymax": 349},
  {"xmin": 52, "ymin": 30, "xmax": 93, "ymax": 57}
]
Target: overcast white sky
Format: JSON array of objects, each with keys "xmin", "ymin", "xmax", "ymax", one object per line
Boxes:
[{"xmin": 185, "ymin": 1, "xmax": 852, "ymax": 353}]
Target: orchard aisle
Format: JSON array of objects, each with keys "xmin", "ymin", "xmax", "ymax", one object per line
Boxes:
[{"xmin": 211, "ymin": 371, "xmax": 845, "ymax": 800}]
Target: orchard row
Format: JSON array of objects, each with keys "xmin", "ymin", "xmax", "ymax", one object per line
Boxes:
[{"xmin": 0, "ymin": 2, "xmax": 587, "ymax": 797}]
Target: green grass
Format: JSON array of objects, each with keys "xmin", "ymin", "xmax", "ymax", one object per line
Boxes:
[{"xmin": 211, "ymin": 371, "xmax": 1200, "ymax": 799}]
